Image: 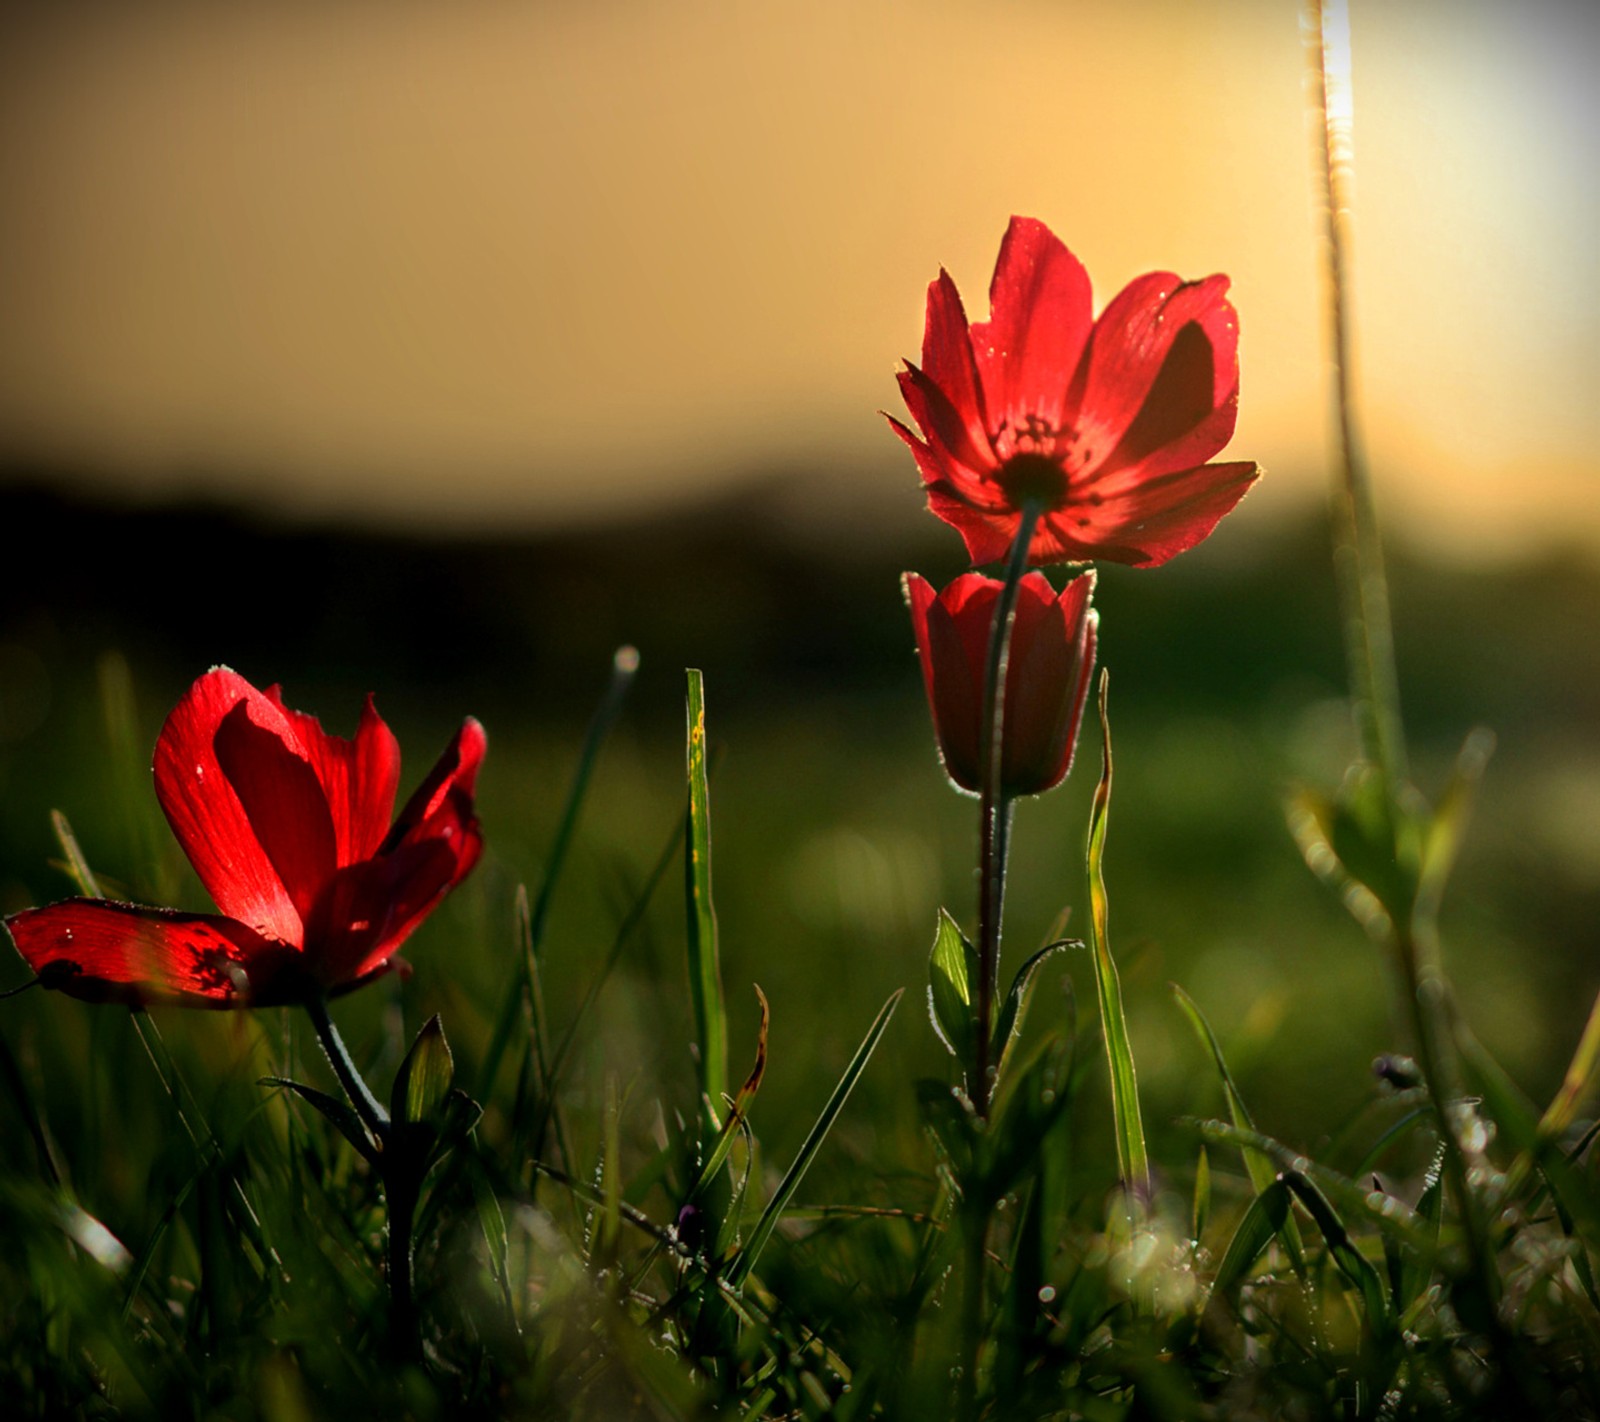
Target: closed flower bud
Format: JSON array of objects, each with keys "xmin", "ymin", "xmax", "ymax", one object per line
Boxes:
[{"xmin": 904, "ymin": 569, "xmax": 1097, "ymax": 797}]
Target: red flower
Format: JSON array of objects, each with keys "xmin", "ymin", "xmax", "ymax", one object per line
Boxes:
[
  {"xmin": 888, "ymin": 216, "xmax": 1260, "ymax": 568},
  {"xmin": 905, "ymin": 569, "xmax": 1097, "ymax": 796},
  {"xmin": 4, "ymin": 668, "xmax": 485, "ymax": 1007}
]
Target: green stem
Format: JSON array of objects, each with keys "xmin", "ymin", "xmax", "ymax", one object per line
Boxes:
[
  {"xmin": 957, "ymin": 1204, "xmax": 989, "ymax": 1422},
  {"xmin": 304, "ymin": 998, "xmax": 421, "ymax": 1357},
  {"xmin": 305, "ymin": 994, "xmax": 389, "ymax": 1138},
  {"xmin": 1309, "ymin": 0, "xmax": 1408, "ymax": 790},
  {"xmin": 973, "ymin": 506, "xmax": 1041, "ymax": 1118}
]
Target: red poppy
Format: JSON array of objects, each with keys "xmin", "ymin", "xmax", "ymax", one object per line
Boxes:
[
  {"xmin": 4, "ymin": 668, "xmax": 485, "ymax": 1007},
  {"xmin": 888, "ymin": 216, "xmax": 1260, "ymax": 568},
  {"xmin": 905, "ymin": 569, "xmax": 1097, "ymax": 796}
]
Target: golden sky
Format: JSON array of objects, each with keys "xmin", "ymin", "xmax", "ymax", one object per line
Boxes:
[{"xmin": 0, "ymin": 0, "xmax": 1595, "ymax": 559}]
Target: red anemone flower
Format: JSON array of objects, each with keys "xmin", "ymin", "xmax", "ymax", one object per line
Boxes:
[
  {"xmin": 888, "ymin": 216, "xmax": 1260, "ymax": 568},
  {"xmin": 4, "ymin": 668, "xmax": 485, "ymax": 1008},
  {"xmin": 905, "ymin": 569, "xmax": 1097, "ymax": 797}
]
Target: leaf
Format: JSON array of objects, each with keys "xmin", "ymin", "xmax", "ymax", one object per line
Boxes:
[
  {"xmin": 1416, "ymin": 728, "xmax": 1493, "ymax": 917},
  {"xmin": 927, "ymin": 908, "xmax": 977, "ymax": 1063},
  {"xmin": 1210, "ymin": 1178, "xmax": 1292, "ymax": 1298},
  {"xmin": 1172, "ymin": 983, "xmax": 1304, "ymax": 1273},
  {"xmin": 1187, "ymin": 1118, "xmax": 1436, "ymax": 1254},
  {"xmin": 685, "ymin": 669, "xmax": 729, "ymax": 1126},
  {"xmin": 1280, "ymin": 1170, "xmax": 1394, "ymax": 1338},
  {"xmin": 1192, "ymin": 1146, "xmax": 1211, "ymax": 1245},
  {"xmin": 476, "ymin": 646, "xmax": 638, "ymax": 1104},
  {"xmin": 261, "ymin": 1076, "xmax": 379, "ymax": 1161},
  {"xmin": 1397, "ymin": 1160, "xmax": 1444, "ymax": 1316},
  {"xmin": 730, "ymin": 989, "xmax": 902, "ymax": 1287},
  {"xmin": 1085, "ymin": 673, "xmax": 1149, "ymax": 1197},
  {"xmin": 992, "ymin": 938, "xmax": 1075, "ymax": 1079},
  {"xmin": 689, "ymin": 986, "xmax": 771, "ymax": 1198},
  {"xmin": 391, "ymin": 1015, "xmax": 455, "ymax": 1129}
]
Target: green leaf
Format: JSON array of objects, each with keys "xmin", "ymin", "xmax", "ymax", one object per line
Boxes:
[
  {"xmin": 1289, "ymin": 764, "xmax": 1428, "ymax": 938},
  {"xmin": 1172, "ymin": 983, "xmax": 1304, "ymax": 1273},
  {"xmin": 1188, "ymin": 1118, "xmax": 1436, "ymax": 1254},
  {"xmin": 927, "ymin": 908, "xmax": 977, "ymax": 1063},
  {"xmin": 1085, "ymin": 673, "xmax": 1149, "ymax": 1197},
  {"xmin": 1192, "ymin": 1146, "xmax": 1211, "ymax": 1244},
  {"xmin": 685, "ymin": 668, "xmax": 729, "ymax": 1126},
  {"xmin": 1280, "ymin": 1170, "xmax": 1394, "ymax": 1338},
  {"xmin": 391, "ymin": 1015, "xmax": 455, "ymax": 1128},
  {"xmin": 477, "ymin": 646, "xmax": 639, "ymax": 1104},
  {"xmin": 1416, "ymin": 727, "xmax": 1493, "ymax": 917},
  {"xmin": 260, "ymin": 1076, "xmax": 379, "ymax": 1162},
  {"xmin": 992, "ymin": 938, "xmax": 1074, "ymax": 1079},
  {"xmin": 1210, "ymin": 1178, "xmax": 1292, "ymax": 1298},
  {"xmin": 730, "ymin": 989, "xmax": 902, "ymax": 1287},
  {"xmin": 688, "ymin": 986, "xmax": 771, "ymax": 1199},
  {"xmin": 1397, "ymin": 1159, "xmax": 1444, "ymax": 1315}
]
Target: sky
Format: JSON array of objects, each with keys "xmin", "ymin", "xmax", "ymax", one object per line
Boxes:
[{"xmin": 0, "ymin": 0, "xmax": 1595, "ymax": 560}]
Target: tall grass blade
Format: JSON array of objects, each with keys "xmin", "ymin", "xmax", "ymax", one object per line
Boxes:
[
  {"xmin": 730, "ymin": 989, "xmax": 902, "ymax": 1288},
  {"xmin": 685, "ymin": 668, "xmax": 728, "ymax": 1125},
  {"xmin": 477, "ymin": 646, "xmax": 639, "ymax": 1102},
  {"xmin": 1172, "ymin": 983, "xmax": 1304, "ymax": 1270},
  {"xmin": 1085, "ymin": 673, "xmax": 1149, "ymax": 1197}
]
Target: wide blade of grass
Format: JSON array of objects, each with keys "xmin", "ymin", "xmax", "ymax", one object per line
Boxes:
[
  {"xmin": 730, "ymin": 989, "xmax": 902, "ymax": 1288},
  {"xmin": 1210, "ymin": 1177, "xmax": 1292, "ymax": 1298},
  {"xmin": 685, "ymin": 668, "xmax": 728, "ymax": 1125},
  {"xmin": 1085, "ymin": 673, "xmax": 1149, "ymax": 1198}
]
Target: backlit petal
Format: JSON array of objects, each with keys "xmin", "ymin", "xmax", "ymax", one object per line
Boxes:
[
  {"xmin": 969, "ymin": 217, "xmax": 1094, "ymax": 440},
  {"xmin": 1071, "ymin": 272, "xmax": 1238, "ymax": 474},
  {"xmin": 1070, "ymin": 460, "xmax": 1262, "ymax": 568},
  {"xmin": 153, "ymin": 668, "xmax": 305, "ymax": 944},
  {"xmin": 919, "ymin": 270, "xmax": 992, "ymax": 458},
  {"xmin": 268, "ymin": 691, "xmax": 401, "ymax": 864},
  {"xmin": 214, "ymin": 701, "xmax": 339, "ymax": 929},
  {"xmin": 5, "ymin": 899, "xmax": 299, "ymax": 1007}
]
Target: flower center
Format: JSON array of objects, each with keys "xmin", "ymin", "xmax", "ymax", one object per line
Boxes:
[{"xmin": 997, "ymin": 452, "xmax": 1070, "ymax": 511}]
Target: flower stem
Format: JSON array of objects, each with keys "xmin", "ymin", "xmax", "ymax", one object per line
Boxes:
[
  {"xmin": 303, "ymin": 998, "xmax": 420, "ymax": 1358},
  {"xmin": 1308, "ymin": 0, "xmax": 1408, "ymax": 790},
  {"xmin": 305, "ymin": 993, "xmax": 390, "ymax": 1138},
  {"xmin": 973, "ymin": 505, "xmax": 1042, "ymax": 1118}
]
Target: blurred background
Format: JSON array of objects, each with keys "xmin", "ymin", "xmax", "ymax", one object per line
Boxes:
[{"xmin": 1, "ymin": 0, "xmax": 1597, "ymax": 1170}]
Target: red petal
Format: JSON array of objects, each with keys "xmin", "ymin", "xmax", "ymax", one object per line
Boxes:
[
  {"xmin": 153, "ymin": 669, "xmax": 306, "ymax": 944},
  {"xmin": 383, "ymin": 718, "xmax": 487, "ymax": 852},
  {"xmin": 922, "ymin": 484, "xmax": 1022, "ymax": 566},
  {"xmin": 897, "ymin": 362, "xmax": 995, "ymax": 476},
  {"xmin": 918, "ymin": 270, "xmax": 992, "ymax": 459},
  {"xmin": 969, "ymin": 217, "xmax": 1094, "ymax": 441},
  {"xmin": 5, "ymin": 899, "xmax": 300, "ymax": 1007},
  {"xmin": 307, "ymin": 838, "xmax": 469, "ymax": 986},
  {"xmin": 214, "ymin": 700, "xmax": 338, "ymax": 930},
  {"xmin": 1065, "ymin": 460, "xmax": 1262, "ymax": 568},
  {"xmin": 272, "ymin": 694, "xmax": 401, "ymax": 865},
  {"xmin": 1070, "ymin": 272, "xmax": 1238, "ymax": 476}
]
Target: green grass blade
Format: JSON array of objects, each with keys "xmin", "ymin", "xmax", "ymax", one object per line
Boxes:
[
  {"xmin": 685, "ymin": 668, "xmax": 728, "ymax": 1124},
  {"xmin": 476, "ymin": 646, "xmax": 639, "ymax": 1103},
  {"xmin": 1085, "ymin": 673, "xmax": 1149, "ymax": 1197},
  {"xmin": 1172, "ymin": 983, "xmax": 1305, "ymax": 1271},
  {"xmin": 1189, "ymin": 1118, "xmax": 1435, "ymax": 1253},
  {"xmin": 1280, "ymin": 1169, "xmax": 1393, "ymax": 1338},
  {"xmin": 1210, "ymin": 1177, "xmax": 1292, "ymax": 1298},
  {"xmin": 730, "ymin": 989, "xmax": 902, "ymax": 1287}
]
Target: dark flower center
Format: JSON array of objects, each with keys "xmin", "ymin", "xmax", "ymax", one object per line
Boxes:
[{"xmin": 997, "ymin": 452, "xmax": 1070, "ymax": 511}]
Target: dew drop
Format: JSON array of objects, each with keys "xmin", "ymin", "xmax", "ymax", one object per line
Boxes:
[{"xmin": 1038, "ymin": 1285, "xmax": 1057, "ymax": 1304}]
